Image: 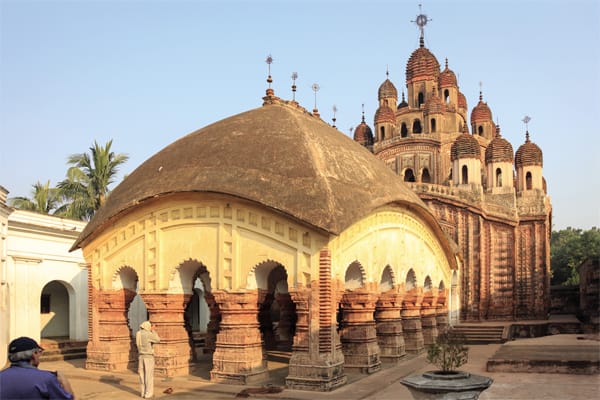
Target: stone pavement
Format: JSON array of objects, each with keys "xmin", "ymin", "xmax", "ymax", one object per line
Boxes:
[{"xmin": 38, "ymin": 334, "xmax": 600, "ymax": 400}]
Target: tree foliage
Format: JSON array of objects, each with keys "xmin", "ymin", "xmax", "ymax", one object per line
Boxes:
[
  {"xmin": 551, "ymin": 227, "xmax": 600, "ymax": 285},
  {"xmin": 9, "ymin": 140, "xmax": 128, "ymax": 221},
  {"xmin": 8, "ymin": 180, "xmax": 62, "ymax": 215}
]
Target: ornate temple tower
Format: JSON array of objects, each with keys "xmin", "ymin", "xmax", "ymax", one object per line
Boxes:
[{"xmin": 355, "ymin": 8, "xmax": 552, "ymax": 321}]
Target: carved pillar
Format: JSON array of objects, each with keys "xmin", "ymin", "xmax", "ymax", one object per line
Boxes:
[
  {"xmin": 436, "ymin": 288, "xmax": 449, "ymax": 334},
  {"xmin": 142, "ymin": 293, "xmax": 192, "ymax": 377},
  {"xmin": 275, "ymin": 292, "xmax": 295, "ymax": 350},
  {"xmin": 86, "ymin": 289, "xmax": 137, "ymax": 371},
  {"xmin": 257, "ymin": 290, "xmax": 276, "ymax": 350},
  {"xmin": 204, "ymin": 292, "xmax": 220, "ymax": 353},
  {"xmin": 210, "ymin": 290, "xmax": 268, "ymax": 385},
  {"xmin": 375, "ymin": 291, "xmax": 406, "ymax": 363},
  {"xmin": 401, "ymin": 288, "xmax": 425, "ymax": 354},
  {"xmin": 286, "ymin": 249, "xmax": 346, "ymax": 391},
  {"xmin": 340, "ymin": 291, "xmax": 381, "ymax": 373},
  {"xmin": 421, "ymin": 289, "xmax": 439, "ymax": 345}
]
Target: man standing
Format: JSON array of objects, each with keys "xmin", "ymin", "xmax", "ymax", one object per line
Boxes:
[
  {"xmin": 135, "ymin": 321, "xmax": 160, "ymax": 399},
  {"xmin": 0, "ymin": 336, "xmax": 75, "ymax": 399}
]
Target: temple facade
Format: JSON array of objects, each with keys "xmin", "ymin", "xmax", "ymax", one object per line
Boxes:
[
  {"xmin": 353, "ymin": 24, "xmax": 552, "ymax": 321},
  {"xmin": 73, "ymin": 89, "xmax": 461, "ymax": 389}
]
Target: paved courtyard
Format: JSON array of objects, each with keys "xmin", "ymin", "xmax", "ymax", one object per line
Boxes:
[{"xmin": 35, "ymin": 334, "xmax": 600, "ymax": 400}]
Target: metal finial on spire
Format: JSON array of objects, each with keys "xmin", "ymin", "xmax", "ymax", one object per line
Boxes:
[
  {"xmin": 266, "ymin": 54, "xmax": 273, "ymax": 88},
  {"xmin": 361, "ymin": 103, "xmax": 365, "ymax": 123},
  {"xmin": 312, "ymin": 83, "xmax": 320, "ymax": 110},
  {"xmin": 291, "ymin": 72, "xmax": 298, "ymax": 101},
  {"xmin": 332, "ymin": 104, "xmax": 337, "ymax": 128},
  {"xmin": 386, "ymin": 65, "xmax": 389, "ymax": 78},
  {"xmin": 411, "ymin": 4, "xmax": 431, "ymax": 47},
  {"xmin": 522, "ymin": 115, "xmax": 531, "ymax": 141},
  {"xmin": 349, "ymin": 126, "xmax": 354, "ymax": 136},
  {"xmin": 479, "ymin": 81, "xmax": 483, "ymax": 101}
]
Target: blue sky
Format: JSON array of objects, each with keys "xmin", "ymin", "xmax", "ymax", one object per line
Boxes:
[{"xmin": 1, "ymin": 0, "xmax": 599, "ymax": 230}]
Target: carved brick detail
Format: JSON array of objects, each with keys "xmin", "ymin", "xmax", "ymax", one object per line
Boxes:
[
  {"xmin": 375, "ymin": 291, "xmax": 406, "ymax": 363},
  {"xmin": 340, "ymin": 291, "xmax": 381, "ymax": 374},
  {"xmin": 210, "ymin": 290, "xmax": 268, "ymax": 385},
  {"xmin": 142, "ymin": 293, "xmax": 192, "ymax": 377},
  {"xmin": 401, "ymin": 288, "xmax": 425, "ymax": 354}
]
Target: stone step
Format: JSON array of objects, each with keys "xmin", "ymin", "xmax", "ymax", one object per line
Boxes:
[
  {"xmin": 39, "ymin": 339, "xmax": 87, "ymax": 362},
  {"xmin": 451, "ymin": 325, "xmax": 506, "ymax": 344}
]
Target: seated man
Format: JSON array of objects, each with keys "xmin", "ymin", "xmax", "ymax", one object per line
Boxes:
[{"xmin": 0, "ymin": 336, "xmax": 75, "ymax": 399}]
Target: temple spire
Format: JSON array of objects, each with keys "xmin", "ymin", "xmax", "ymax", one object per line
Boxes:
[{"xmin": 412, "ymin": 4, "xmax": 431, "ymax": 47}]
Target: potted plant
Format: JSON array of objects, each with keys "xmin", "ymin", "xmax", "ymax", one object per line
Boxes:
[{"xmin": 400, "ymin": 329, "xmax": 493, "ymax": 400}]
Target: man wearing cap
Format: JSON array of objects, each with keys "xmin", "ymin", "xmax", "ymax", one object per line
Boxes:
[
  {"xmin": 0, "ymin": 336, "xmax": 75, "ymax": 399},
  {"xmin": 135, "ymin": 321, "xmax": 160, "ymax": 399}
]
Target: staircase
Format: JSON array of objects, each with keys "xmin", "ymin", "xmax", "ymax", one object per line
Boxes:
[
  {"xmin": 40, "ymin": 338, "xmax": 87, "ymax": 362},
  {"xmin": 451, "ymin": 324, "xmax": 507, "ymax": 344}
]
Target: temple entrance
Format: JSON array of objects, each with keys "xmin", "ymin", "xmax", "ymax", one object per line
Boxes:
[{"xmin": 40, "ymin": 280, "xmax": 71, "ymax": 339}]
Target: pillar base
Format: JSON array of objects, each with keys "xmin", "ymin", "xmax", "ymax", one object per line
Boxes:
[
  {"xmin": 210, "ymin": 369, "xmax": 269, "ymax": 385},
  {"xmin": 286, "ymin": 355, "xmax": 347, "ymax": 391},
  {"xmin": 85, "ymin": 342, "xmax": 135, "ymax": 372}
]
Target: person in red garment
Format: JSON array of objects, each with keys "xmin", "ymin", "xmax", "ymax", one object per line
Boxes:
[
  {"xmin": 0, "ymin": 336, "xmax": 75, "ymax": 399},
  {"xmin": 135, "ymin": 321, "xmax": 160, "ymax": 399}
]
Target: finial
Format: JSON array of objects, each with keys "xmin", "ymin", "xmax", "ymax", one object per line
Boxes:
[
  {"xmin": 402, "ymin": 91, "xmax": 406, "ymax": 102},
  {"xmin": 266, "ymin": 54, "xmax": 273, "ymax": 88},
  {"xmin": 332, "ymin": 105, "xmax": 337, "ymax": 128},
  {"xmin": 495, "ymin": 123, "xmax": 501, "ymax": 137},
  {"xmin": 312, "ymin": 83, "xmax": 320, "ymax": 116},
  {"xmin": 445, "ymin": 58, "xmax": 448, "ymax": 69},
  {"xmin": 522, "ymin": 115, "xmax": 531, "ymax": 142},
  {"xmin": 479, "ymin": 81, "xmax": 483, "ymax": 101},
  {"xmin": 361, "ymin": 103, "xmax": 365, "ymax": 123},
  {"xmin": 412, "ymin": 4, "xmax": 431, "ymax": 47},
  {"xmin": 386, "ymin": 65, "xmax": 389, "ymax": 78},
  {"xmin": 349, "ymin": 126, "xmax": 354, "ymax": 136},
  {"xmin": 291, "ymin": 72, "xmax": 298, "ymax": 101}
]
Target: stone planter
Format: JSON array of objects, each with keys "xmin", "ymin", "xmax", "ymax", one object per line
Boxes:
[{"xmin": 401, "ymin": 370, "xmax": 492, "ymax": 400}]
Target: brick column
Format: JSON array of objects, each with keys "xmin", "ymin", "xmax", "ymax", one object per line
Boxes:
[
  {"xmin": 340, "ymin": 291, "xmax": 381, "ymax": 373},
  {"xmin": 436, "ymin": 288, "xmax": 449, "ymax": 334},
  {"xmin": 421, "ymin": 289, "xmax": 439, "ymax": 345},
  {"xmin": 286, "ymin": 250, "xmax": 346, "ymax": 391},
  {"xmin": 401, "ymin": 288, "xmax": 425, "ymax": 354},
  {"xmin": 86, "ymin": 289, "xmax": 137, "ymax": 371},
  {"xmin": 142, "ymin": 293, "xmax": 192, "ymax": 377},
  {"xmin": 375, "ymin": 291, "xmax": 406, "ymax": 363},
  {"xmin": 210, "ymin": 290, "xmax": 268, "ymax": 385}
]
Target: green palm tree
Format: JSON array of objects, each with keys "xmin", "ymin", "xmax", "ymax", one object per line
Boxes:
[
  {"xmin": 58, "ymin": 139, "xmax": 129, "ymax": 220},
  {"xmin": 9, "ymin": 180, "xmax": 62, "ymax": 214}
]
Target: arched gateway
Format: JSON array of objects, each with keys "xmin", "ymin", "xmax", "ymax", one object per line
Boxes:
[{"xmin": 72, "ymin": 88, "xmax": 459, "ymax": 391}]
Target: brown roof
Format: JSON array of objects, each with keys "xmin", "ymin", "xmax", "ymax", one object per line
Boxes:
[
  {"xmin": 470, "ymin": 96, "xmax": 493, "ymax": 124},
  {"xmin": 485, "ymin": 127, "xmax": 513, "ymax": 163},
  {"xmin": 378, "ymin": 78, "xmax": 398, "ymax": 100},
  {"xmin": 73, "ymin": 98, "xmax": 429, "ymax": 250},
  {"xmin": 406, "ymin": 46, "xmax": 440, "ymax": 84},
  {"xmin": 451, "ymin": 132, "xmax": 481, "ymax": 161},
  {"xmin": 515, "ymin": 132, "xmax": 543, "ymax": 167},
  {"xmin": 353, "ymin": 120, "xmax": 374, "ymax": 146},
  {"xmin": 439, "ymin": 60, "xmax": 457, "ymax": 88},
  {"xmin": 374, "ymin": 105, "xmax": 396, "ymax": 124}
]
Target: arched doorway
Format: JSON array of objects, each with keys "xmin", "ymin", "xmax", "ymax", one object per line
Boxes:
[
  {"xmin": 40, "ymin": 281, "xmax": 70, "ymax": 339},
  {"xmin": 254, "ymin": 262, "xmax": 297, "ymax": 352}
]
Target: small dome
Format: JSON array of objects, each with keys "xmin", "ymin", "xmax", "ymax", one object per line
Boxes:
[
  {"xmin": 451, "ymin": 132, "xmax": 481, "ymax": 161},
  {"xmin": 378, "ymin": 78, "xmax": 398, "ymax": 100},
  {"xmin": 354, "ymin": 120, "xmax": 374, "ymax": 146},
  {"xmin": 515, "ymin": 132, "xmax": 543, "ymax": 167},
  {"xmin": 397, "ymin": 92, "xmax": 408, "ymax": 110},
  {"xmin": 485, "ymin": 126, "xmax": 513, "ymax": 164},
  {"xmin": 406, "ymin": 46, "xmax": 440, "ymax": 83},
  {"xmin": 426, "ymin": 90, "xmax": 444, "ymax": 114},
  {"xmin": 457, "ymin": 91, "xmax": 467, "ymax": 110},
  {"xmin": 471, "ymin": 93, "xmax": 493, "ymax": 124},
  {"xmin": 375, "ymin": 105, "xmax": 396, "ymax": 124},
  {"xmin": 439, "ymin": 59, "xmax": 457, "ymax": 88}
]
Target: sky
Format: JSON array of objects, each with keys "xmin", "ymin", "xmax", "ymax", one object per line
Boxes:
[{"xmin": 1, "ymin": 0, "xmax": 599, "ymax": 230}]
